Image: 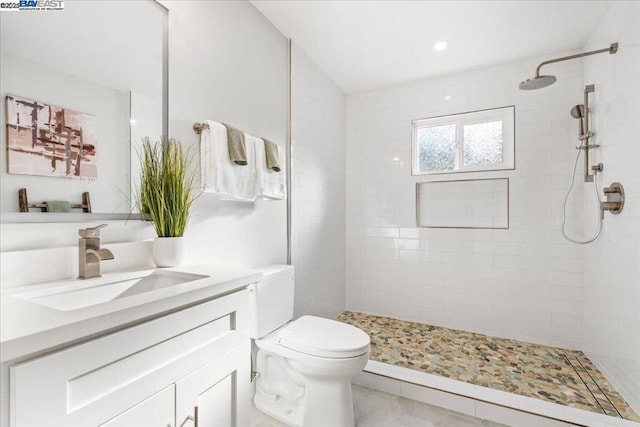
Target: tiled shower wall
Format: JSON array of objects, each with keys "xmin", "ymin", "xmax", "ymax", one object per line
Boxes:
[
  {"xmin": 346, "ymin": 54, "xmax": 589, "ymax": 350},
  {"xmin": 582, "ymin": 1, "xmax": 640, "ymax": 413},
  {"xmin": 291, "ymin": 43, "xmax": 347, "ymax": 318}
]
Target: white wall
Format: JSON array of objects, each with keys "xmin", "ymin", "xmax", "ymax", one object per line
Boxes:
[
  {"xmin": 164, "ymin": 0, "xmax": 288, "ymax": 269},
  {"xmin": 346, "ymin": 54, "xmax": 588, "ymax": 349},
  {"xmin": 290, "ymin": 43, "xmax": 347, "ymax": 318},
  {"xmin": 582, "ymin": 0, "xmax": 640, "ymax": 413}
]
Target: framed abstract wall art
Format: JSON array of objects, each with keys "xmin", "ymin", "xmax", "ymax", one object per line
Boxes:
[{"xmin": 6, "ymin": 95, "xmax": 97, "ymax": 179}]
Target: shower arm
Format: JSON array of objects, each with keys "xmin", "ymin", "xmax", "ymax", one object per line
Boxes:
[{"xmin": 534, "ymin": 43, "xmax": 618, "ymax": 78}]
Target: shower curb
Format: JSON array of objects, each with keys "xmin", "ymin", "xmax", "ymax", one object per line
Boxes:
[{"xmin": 354, "ymin": 360, "xmax": 639, "ymax": 427}]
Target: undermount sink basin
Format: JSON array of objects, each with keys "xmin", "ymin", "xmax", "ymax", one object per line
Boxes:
[{"xmin": 13, "ymin": 270, "xmax": 208, "ymax": 311}]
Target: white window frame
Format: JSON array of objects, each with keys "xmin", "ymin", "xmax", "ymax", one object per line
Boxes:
[{"xmin": 411, "ymin": 106, "xmax": 515, "ymax": 175}]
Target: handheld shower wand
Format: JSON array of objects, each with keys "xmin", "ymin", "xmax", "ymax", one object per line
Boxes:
[
  {"xmin": 570, "ymin": 104, "xmax": 585, "ymax": 137},
  {"xmin": 562, "ymin": 90, "xmax": 604, "ymax": 245}
]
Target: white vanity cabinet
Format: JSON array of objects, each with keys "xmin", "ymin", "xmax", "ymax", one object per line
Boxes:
[{"xmin": 8, "ymin": 289, "xmax": 251, "ymax": 427}]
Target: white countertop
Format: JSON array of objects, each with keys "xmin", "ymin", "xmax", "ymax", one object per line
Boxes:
[{"xmin": 1, "ymin": 264, "xmax": 263, "ymax": 362}]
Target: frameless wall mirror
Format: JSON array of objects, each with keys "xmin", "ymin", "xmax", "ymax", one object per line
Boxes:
[
  {"xmin": 416, "ymin": 178, "xmax": 509, "ymax": 229},
  {"xmin": 0, "ymin": 0, "xmax": 168, "ymax": 223}
]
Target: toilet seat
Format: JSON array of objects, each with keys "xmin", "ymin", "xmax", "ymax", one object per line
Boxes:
[{"xmin": 276, "ymin": 315, "xmax": 370, "ymax": 358}]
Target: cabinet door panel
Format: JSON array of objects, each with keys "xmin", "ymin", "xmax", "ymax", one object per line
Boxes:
[
  {"xmin": 199, "ymin": 374, "xmax": 234, "ymax": 426},
  {"xmin": 176, "ymin": 342, "xmax": 250, "ymax": 427},
  {"xmin": 99, "ymin": 385, "xmax": 174, "ymax": 427}
]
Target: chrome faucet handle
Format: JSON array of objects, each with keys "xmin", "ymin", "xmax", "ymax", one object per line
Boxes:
[{"xmin": 79, "ymin": 224, "xmax": 108, "ymax": 238}]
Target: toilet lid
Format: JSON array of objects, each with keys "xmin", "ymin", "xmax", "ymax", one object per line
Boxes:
[{"xmin": 276, "ymin": 316, "xmax": 370, "ymax": 358}]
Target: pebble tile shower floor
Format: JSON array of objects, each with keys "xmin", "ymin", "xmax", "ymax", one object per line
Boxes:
[{"xmin": 337, "ymin": 311, "xmax": 639, "ymax": 422}]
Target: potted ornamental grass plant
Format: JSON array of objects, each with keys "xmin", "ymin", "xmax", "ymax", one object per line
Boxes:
[{"xmin": 138, "ymin": 137, "xmax": 195, "ymax": 267}]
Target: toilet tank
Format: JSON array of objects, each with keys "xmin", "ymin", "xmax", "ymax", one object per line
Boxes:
[{"xmin": 248, "ymin": 265, "xmax": 294, "ymax": 339}]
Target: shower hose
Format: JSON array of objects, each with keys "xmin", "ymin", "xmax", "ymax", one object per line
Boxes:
[{"xmin": 561, "ymin": 143, "xmax": 603, "ymax": 244}]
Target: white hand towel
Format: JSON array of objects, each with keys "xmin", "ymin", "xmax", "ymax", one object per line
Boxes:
[
  {"xmin": 200, "ymin": 120, "xmax": 256, "ymax": 201},
  {"xmin": 255, "ymin": 138, "xmax": 286, "ymax": 200}
]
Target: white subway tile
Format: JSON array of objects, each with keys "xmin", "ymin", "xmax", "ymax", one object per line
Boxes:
[
  {"xmin": 551, "ymin": 286, "xmax": 583, "ymax": 302},
  {"xmin": 552, "ymin": 312, "xmax": 582, "ymax": 331}
]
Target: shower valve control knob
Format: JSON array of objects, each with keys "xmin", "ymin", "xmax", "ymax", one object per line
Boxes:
[{"xmin": 601, "ymin": 182, "xmax": 625, "ymax": 218}]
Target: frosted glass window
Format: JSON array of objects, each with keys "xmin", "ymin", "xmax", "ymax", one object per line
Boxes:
[
  {"xmin": 412, "ymin": 106, "xmax": 514, "ymax": 175},
  {"xmin": 417, "ymin": 124, "xmax": 457, "ymax": 172},
  {"xmin": 463, "ymin": 121, "xmax": 503, "ymax": 166}
]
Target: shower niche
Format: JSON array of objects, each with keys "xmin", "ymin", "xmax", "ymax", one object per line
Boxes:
[{"xmin": 416, "ymin": 178, "xmax": 509, "ymax": 229}]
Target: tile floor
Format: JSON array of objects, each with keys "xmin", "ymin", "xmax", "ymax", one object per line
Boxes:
[
  {"xmin": 250, "ymin": 385, "xmax": 508, "ymax": 427},
  {"xmin": 337, "ymin": 311, "xmax": 639, "ymax": 422}
]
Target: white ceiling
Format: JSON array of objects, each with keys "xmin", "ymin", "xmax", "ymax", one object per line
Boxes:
[{"xmin": 251, "ymin": 0, "xmax": 613, "ymax": 94}]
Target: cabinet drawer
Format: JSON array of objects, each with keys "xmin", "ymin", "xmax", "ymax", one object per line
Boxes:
[{"xmin": 10, "ymin": 289, "xmax": 249, "ymax": 427}]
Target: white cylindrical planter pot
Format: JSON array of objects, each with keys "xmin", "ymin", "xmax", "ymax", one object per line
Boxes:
[{"xmin": 153, "ymin": 236, "xmax": 186, "ymax": 267}]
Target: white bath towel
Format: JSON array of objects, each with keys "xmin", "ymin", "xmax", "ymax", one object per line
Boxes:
[
  {"xmin": 255, "ymin": 138, "xmax": 286, "ymax": 200},
  {"xmin": 200, "ymin": 120, "xmax": 256, "ymax": 201}
]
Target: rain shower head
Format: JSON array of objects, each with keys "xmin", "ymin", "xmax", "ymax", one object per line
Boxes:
[
  {"xmin": 518, "ymin": 43, "xmax": 618, "ymax": 90},
  {"xmin": 519, "ymin": 75, "xmax": 557, "ymax": 90}
]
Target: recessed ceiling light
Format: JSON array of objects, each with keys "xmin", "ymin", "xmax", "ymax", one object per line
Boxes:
[
  {"xmin": 443, "ymin": 95, "xmax": 452, "ymax": 101},
  {"xmin": 433, "ymin": 41, "xmax": 448, "ymax": 51}
]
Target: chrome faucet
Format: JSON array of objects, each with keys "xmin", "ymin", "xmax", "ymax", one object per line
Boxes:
[{"xmin": 78, "ymin": 224, "xmax": 114, "ymax": 279}]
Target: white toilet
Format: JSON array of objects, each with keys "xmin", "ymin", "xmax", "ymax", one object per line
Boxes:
[{"xmin": 249, "ymin": 265, "xmax": 370, "ymax": 427}]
